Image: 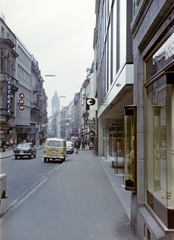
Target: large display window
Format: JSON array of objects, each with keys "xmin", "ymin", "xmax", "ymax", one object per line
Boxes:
[
  {"xmin": 145, "ymin": 33, "xmax": 174, "ymax": 229},
  {"xmin": 124, "ymin": 106, "xmax": 136, "ymax": 191}
]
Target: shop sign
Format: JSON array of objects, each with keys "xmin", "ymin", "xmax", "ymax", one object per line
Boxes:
[
  {"xmin": 86, "ymin": 119, "xmax": 95, "ymax": 125},
  {"xmin": 30, "ymin": 127, "xmax": 38, "ymax": 133},
  {"xmin": 0, "ymin": 116, "xmax": 7, "ymax": 122},
  {"xmin": 86, "ymin": 98, "xmax": 98, "ymax": 111},
  {"xmin": 19, "ymin": 93, "xmax": 25, "ymax": 110},
  {"xmin": 6, "ymin": 80, "xmax": 12, "ymax": 114}
]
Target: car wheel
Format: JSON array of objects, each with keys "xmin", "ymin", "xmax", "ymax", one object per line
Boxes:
[{"xmin": 15, "ymin": 156, "xmax": 18, "ymax": 159}]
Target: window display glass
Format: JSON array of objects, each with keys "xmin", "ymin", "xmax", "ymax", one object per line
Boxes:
[
  {"xmin": 146, "ymin": 33, "xmax": 174, "ymax": 80},
  {"xmin": 146, "ymin": 34, "xmax": 174, "ymax": 228},
  {"xmin": 124, "ymin": 107, "xmax": 136, "ymax": 191}
]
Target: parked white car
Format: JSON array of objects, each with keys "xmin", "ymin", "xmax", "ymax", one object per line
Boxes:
[
  {"xmin": 0, "ymin": 173, "xmax": 8, "ymax": 206},
  {"xmin": 66, "ymin": 141, "xmax": 74, "ymax": 154}
]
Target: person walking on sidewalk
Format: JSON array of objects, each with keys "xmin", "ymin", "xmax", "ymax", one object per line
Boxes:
[
  {"xmin": 74, "ymin": 138, "xmax": 81, "ymax": 153},
  {"xmin": 1, "ymin": 138, "xmax": 6, "ymax": 152}
]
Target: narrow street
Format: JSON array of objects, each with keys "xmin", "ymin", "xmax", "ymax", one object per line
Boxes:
[{"xmin": 1, "ymin": 149, "xmax": 138, "ymax": 240}]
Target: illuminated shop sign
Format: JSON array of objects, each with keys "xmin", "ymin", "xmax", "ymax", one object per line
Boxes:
[{"xmin": 6, "ymin": 80, "xmax": 12, "ymax": 114}]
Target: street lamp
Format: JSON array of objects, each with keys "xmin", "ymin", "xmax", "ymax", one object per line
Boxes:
[{"xmin": 45, "ymin": 74, "xmax": 56, "ymax": 77}]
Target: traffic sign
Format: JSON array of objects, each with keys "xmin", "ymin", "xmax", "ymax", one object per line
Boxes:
[{"xmin": 86, "ymin": 119, "xmax": 95, "ymax": 125}]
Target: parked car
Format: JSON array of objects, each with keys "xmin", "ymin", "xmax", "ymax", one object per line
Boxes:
[
  {"xmin": 43, "ymin": 138, "xmax": 66, "ymax": 163},
  {"xmin": 0, "ymin": 173, "xmax": 8, "ymax": 207},
  {"xmin": 66, "ymin": 141, "xmax": 74, "ymax": 154},
  {"xmin": 14, "ymin": 142, "xmax": 36, "ymax": 159}
]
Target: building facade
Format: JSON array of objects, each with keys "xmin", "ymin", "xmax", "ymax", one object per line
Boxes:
[
  {"xmin": 131, "ymin": 0, "xmax": 174, "ymax": 239},
  {"xmin": 15, "ymin": 37, "xmax": 32, "ymax": 143},
  {"xmin": 94, "ymin": 0, "xmax": 174, "ymax": 239},
  {"xmin": 94, "ymin": 0, "xmax": 133, "ymax": 159},
  {"xmin": 0, "ymin": 17, "xmax": 47, "ymax": 146},
  {"xmin": 0, "ymin": 17, "xmax": 18, "ymax": 146}
]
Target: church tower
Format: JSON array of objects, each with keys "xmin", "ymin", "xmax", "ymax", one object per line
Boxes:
[{"xmin": 51, "ymin": 91, "xmax": 60, "ymax": 115}]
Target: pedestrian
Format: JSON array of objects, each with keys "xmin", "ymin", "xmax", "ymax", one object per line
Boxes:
[
  {"xmin": 39, "ymin": 138, "xmax": 43, "ymax": 146},
  {"xmin": 81, "ymin": 139, "xmax": 85, "ymax": 150},
  {"xmin": 74, "ymin": 138, "xmax": 81, "ymax": 153},
  {"xmin": 1, "ymin": 138, "xmax": 6, "ymax": 152}
]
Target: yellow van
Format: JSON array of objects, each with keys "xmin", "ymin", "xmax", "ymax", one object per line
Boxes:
[{"xmin": 43, "ymin": 138, "xmax": 66, "ymax": 163}]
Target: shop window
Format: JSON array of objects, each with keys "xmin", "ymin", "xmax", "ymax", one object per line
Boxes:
[
  {"xmin": 124, "ymin": 106, "xmax": 137, "ymax": 191},
  {"xmin": 146, "ymin": 76, "xmax": 174, "ymax": 229},
  {"xmin": 146, "ymin": 33, "xmax": 174, "ymax": 80}
]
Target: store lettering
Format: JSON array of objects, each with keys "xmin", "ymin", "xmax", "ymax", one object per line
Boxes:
[{"xmin": 6, "ymin": 80, "xmax": 12, "ymax": 114}]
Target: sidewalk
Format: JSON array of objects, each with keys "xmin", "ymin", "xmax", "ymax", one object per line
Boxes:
[
  {"xmin": 0, "ymin": 147, "xmax": 132, "ymax": 220},
  {"xmin": 1, "ymin": 148, "xmax": 137, "ymax": 240}
]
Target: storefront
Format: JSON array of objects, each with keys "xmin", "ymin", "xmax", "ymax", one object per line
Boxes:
[
  {"xmin": 145, "ymin": 33, "xmax": 174, "ymax": 229},
  {"xmin": 16, "ymin": 126, "xmax": 38, "ymax": 144}
]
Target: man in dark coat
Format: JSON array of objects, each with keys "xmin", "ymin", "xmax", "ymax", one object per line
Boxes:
[
  {"xmin": 1, "ymin": 139, "xmax": 6, "ymax": 152},
  {"xmin": 74, "ymin": 138, "xmax": 81, "ymax": 153}
]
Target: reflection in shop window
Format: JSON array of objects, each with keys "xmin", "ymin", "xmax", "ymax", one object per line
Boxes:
[
  {"xmin": 146, "ymin": 33, "xmax": 174, "ymax": 80},
  {"xmin": 146, "ymin": 77, "xmax": 174, "ymax": 228}
]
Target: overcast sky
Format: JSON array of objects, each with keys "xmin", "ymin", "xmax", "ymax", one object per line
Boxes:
[{"xmin": 1, "ymin": 0, "xmax": 95, "ymax": 116}]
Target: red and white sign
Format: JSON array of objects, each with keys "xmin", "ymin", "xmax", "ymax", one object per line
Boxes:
[{"xmin": 19, "ymin": 93, "xmax": 25, "ymax": 110}]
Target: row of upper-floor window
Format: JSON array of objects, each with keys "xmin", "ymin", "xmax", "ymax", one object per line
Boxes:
[
  {"xmin": 17, "ymin": 64, "xmax": 31, "ymax": 89},
  {"xmin": 17, "ymin": 44, "xmax": 31, "ymax": 71},
  {"xmin": 97, "ymin": 0, "xmax": 127, "ymax": 70},
  {"xmin": 96, "ymin": 0, "xmax": 128, "ymax": 104},
  {"xmin": 0, "ymin": 58, "xmax": 15, "ymax": 77}
]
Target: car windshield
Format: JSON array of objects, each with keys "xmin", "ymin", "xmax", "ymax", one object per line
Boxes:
[
  {"xmin": 48, "ymin": 141, "xmax": 60, "ymax": 147},
  {"xmin": 17, "ymin": 143, "xmax": 33, "ymax": 148}
]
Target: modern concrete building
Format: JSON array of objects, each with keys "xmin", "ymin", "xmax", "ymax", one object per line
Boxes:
[
  {"xmin": 131, "ymin": 0, "xmax": 174, "ymax": 239},
  {"xmin": 94, "ymin": 0, "xmax": 133, "ymax": 159},
  {"xmin": 15, "ymin": 37, "xmax": 32, "ymax": 142},
  {"xmin": 94, "ymin": 0, "xmax": 174, "ymax": 239}
]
